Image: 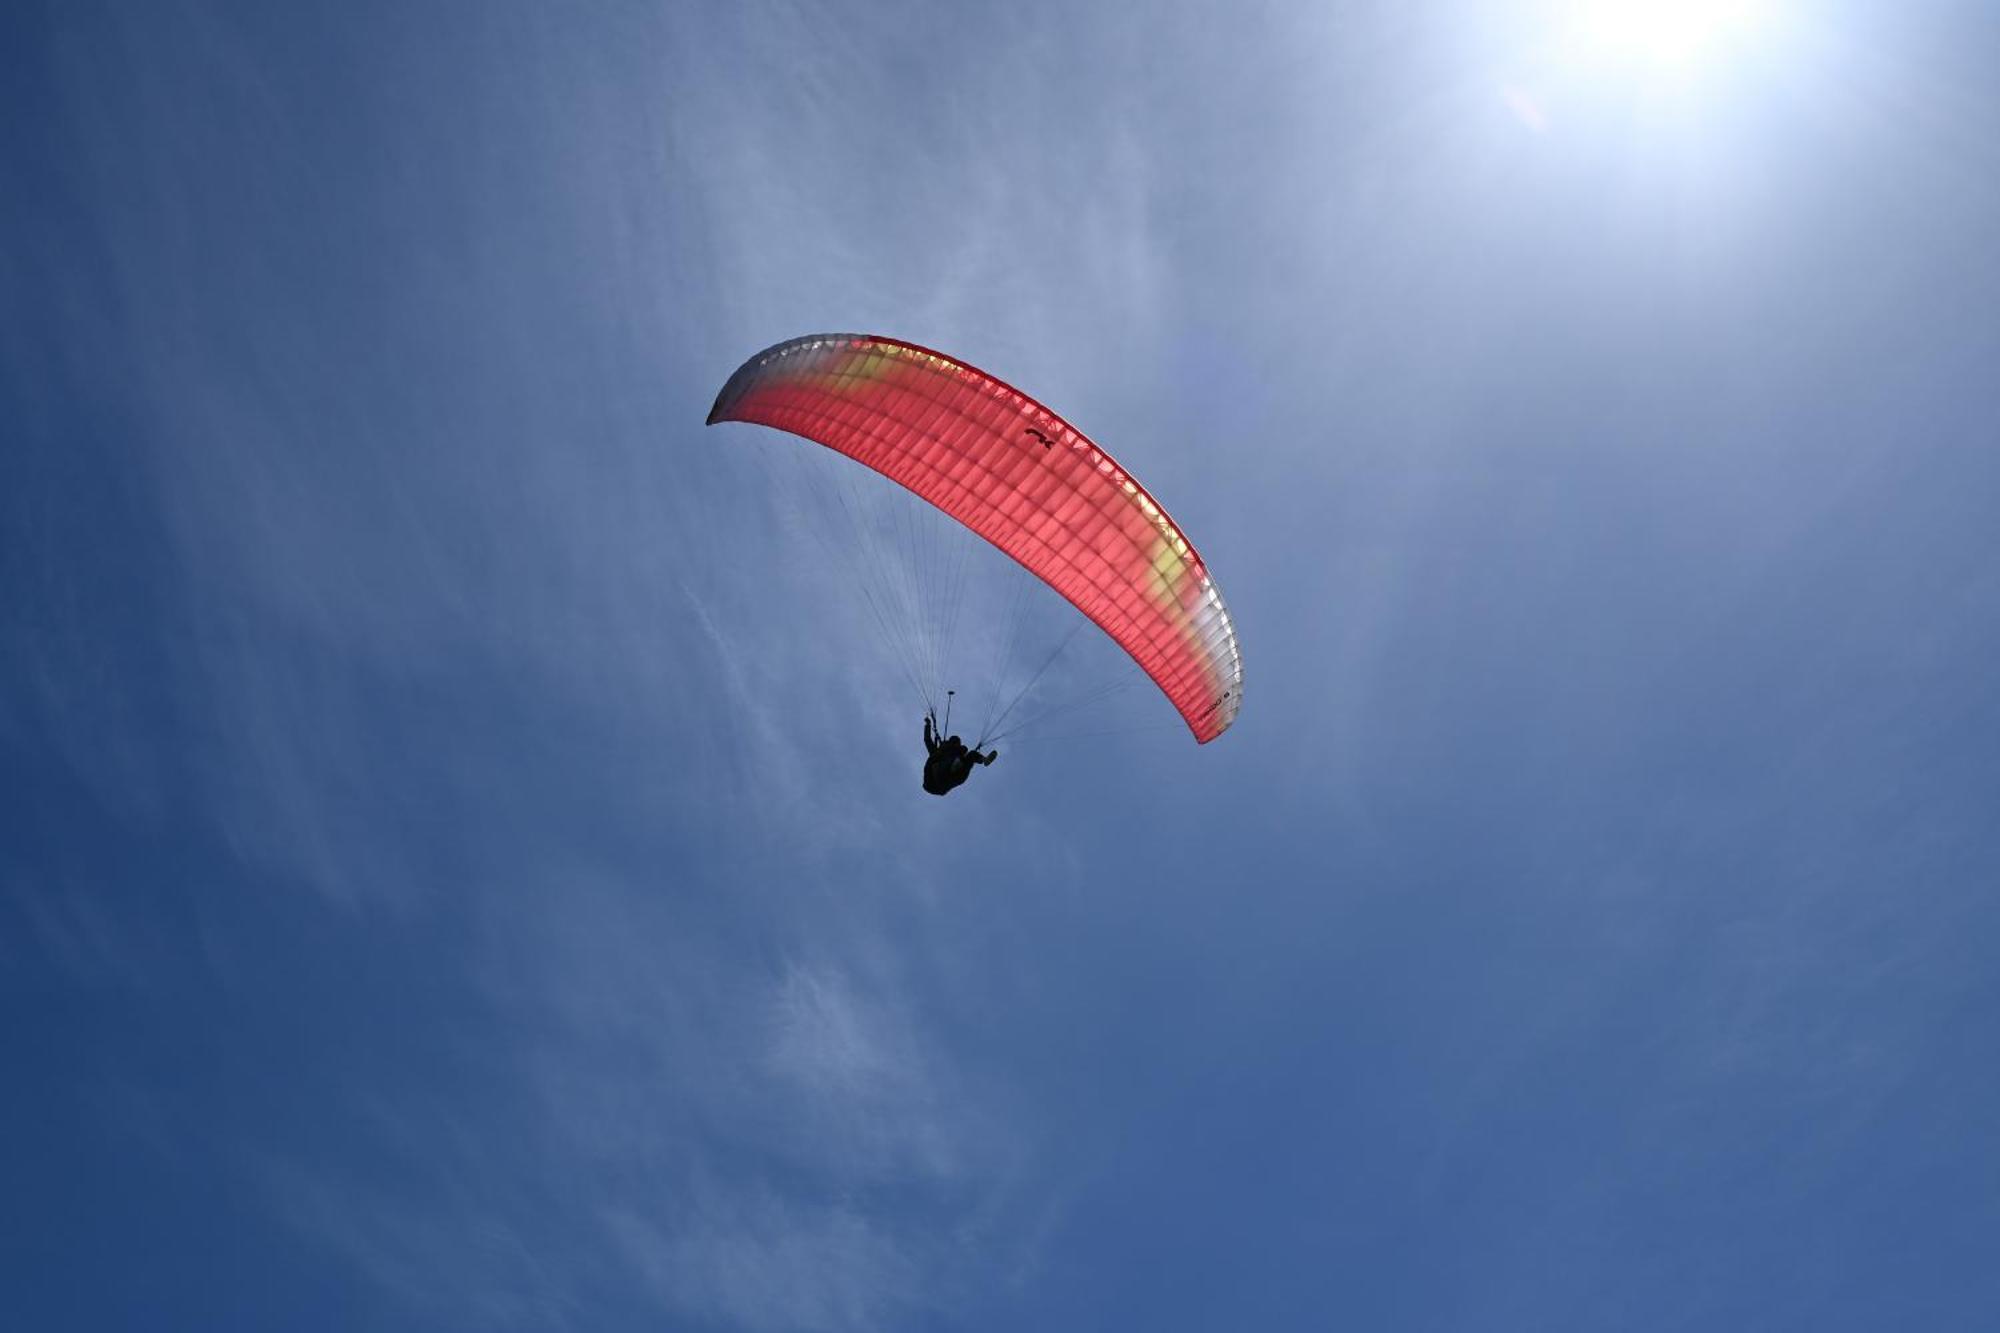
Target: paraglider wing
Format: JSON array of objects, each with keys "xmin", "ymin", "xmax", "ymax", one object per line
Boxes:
[{"xmin": 707, "ymin": 334, "xmax": 1243, "ymax": 741}]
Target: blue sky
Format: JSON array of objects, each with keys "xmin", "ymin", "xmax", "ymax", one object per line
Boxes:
[{"xmin": 5, "ymin": 1, "xmax": 1998, "ymax": 1328}]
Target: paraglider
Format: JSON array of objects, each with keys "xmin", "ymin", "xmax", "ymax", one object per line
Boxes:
[
  {"xmin": 922, "ymin": 697, "xmax": 997, "ymax": 796},
  {"xmin": 706, "ymin": 334, "xmax": 1243, "ymax": 782}
]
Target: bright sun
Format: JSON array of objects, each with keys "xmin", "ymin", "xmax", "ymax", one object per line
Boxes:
[
  {"xmin": 1567, "ymin": 0, "xmax": 1774, "ymax": 66},
  {"xmin": 1498, "ymin": 0, "xmax": 1786, "ymax": 132}
]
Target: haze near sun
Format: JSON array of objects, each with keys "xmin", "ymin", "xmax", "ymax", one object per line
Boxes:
[{"xmin": 1564, "ymin": 0, "xmax": 1778, "ymax": 68}]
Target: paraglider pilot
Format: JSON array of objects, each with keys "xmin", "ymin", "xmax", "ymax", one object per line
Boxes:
[{"xmin": 923, "ymin": 709, "xmax": 996, "ymax": 796}]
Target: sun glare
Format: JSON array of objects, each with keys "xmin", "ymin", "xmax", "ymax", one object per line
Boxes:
[
  {"xmin": 1496, "ymin": 0, "xmax": 1788, "ymax": 137},
  {"xmin": 1568, "ymin": 0, "xmax": 1773, "ymax": 66}
]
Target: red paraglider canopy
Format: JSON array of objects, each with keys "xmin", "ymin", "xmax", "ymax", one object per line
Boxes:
[{"xmin": 707, "ymin": 334, "xmax": 1242, "ymax": 741}]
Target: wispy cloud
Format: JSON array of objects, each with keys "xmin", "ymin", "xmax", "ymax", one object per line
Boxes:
[{"xmin": 611, "ymin": 1193, "xmax": 920, "ymax": 1333}]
